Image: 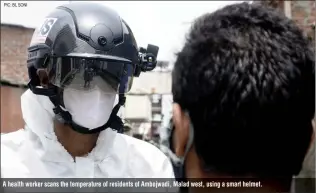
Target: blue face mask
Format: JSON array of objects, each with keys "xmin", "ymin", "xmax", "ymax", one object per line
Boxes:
[{"xmin": 160, "ymin": 113, "xmax": 194, "ymax": 191}]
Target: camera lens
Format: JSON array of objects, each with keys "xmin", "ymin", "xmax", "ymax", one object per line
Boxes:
[{"xmin": 98, "ymin": 36, "xmax": 107, "ymax": 46}]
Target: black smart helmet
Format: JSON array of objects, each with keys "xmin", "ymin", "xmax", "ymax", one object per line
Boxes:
[{"xmin": 27, "ymin": 2, "xmax": 159, "ymax": 134}]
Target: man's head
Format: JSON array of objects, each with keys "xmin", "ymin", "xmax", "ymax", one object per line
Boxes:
[
  {"xmin": 27, "ymin": 2, "xmax": 159, "ymax": 134},
  {"xmin": 171, "ymin": 2, "xmax": 314, "ymax": 180}
]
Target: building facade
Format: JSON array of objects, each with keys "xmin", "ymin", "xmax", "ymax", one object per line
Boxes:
[{"xmin": 1, "ymin": 24, "xmax": 32, "ymax": 133}]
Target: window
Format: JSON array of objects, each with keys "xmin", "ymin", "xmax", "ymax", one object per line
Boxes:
[
  {"xmin": 152, "ymin": 94, "xmax": 161, "ymax": 104},
  {"xmin": 152, "ymin": 114, "xmax": 162, "ymax": 122}
]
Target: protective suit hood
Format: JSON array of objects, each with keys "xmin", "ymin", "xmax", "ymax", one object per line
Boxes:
[{"xmin": 1, "ymin": 89, "xmax": 175, "ymax": 178}]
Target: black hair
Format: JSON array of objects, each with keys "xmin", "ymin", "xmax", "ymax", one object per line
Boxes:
[{"xmin": 172, "ymin": 2, "xmax": 315, "ymax": 176}]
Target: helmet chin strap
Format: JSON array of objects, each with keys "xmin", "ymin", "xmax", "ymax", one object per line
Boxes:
[
  {"xmin": 28, "ymin": 80, "xmax": 125, "ymax": 134},
  {"xmin": 50, "ymin": 92, "xmax": 125, "ymax": 134}
]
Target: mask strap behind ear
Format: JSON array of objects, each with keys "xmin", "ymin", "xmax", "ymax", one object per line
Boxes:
[
  {"xmin": 181, "ymin": 112, "xmax": 195, "ymax": 161},
  {"xmin": 168, "ymin": 112, "xmax": 194, "ymax": 166}
]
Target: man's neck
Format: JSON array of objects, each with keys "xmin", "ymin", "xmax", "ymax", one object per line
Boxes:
[
  {"xmin": 185, "ymin": 148, "xmax": 292, "ymax": 193},
  {"xmin": 54, "ymin": 120, "xmax": 99, "ymax": 158},
  {"xmin": 189, "ymin": 179, "xmax": 291, "ymax": 193},
  {"xmin": 188, "ymin": 170, "xmax": 291, "ymax": 193}
]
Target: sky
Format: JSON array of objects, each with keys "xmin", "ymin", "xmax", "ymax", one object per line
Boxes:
[{"xmin": 1, "ymin": 1, "xmax": 241, "ymax": 62}]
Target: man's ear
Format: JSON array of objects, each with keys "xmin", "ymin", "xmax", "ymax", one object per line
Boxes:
[{"xmin": 172, "ymin": 103, "xmax": 190, "ymax": 157}]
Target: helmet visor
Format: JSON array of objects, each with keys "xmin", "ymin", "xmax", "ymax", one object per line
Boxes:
[{"xmin": 47, "ymin": 53, "xmax": 134, "ymax": 94}]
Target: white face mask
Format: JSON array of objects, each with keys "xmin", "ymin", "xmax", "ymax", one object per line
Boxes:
[{"xmin": 63, "ymin": 86, "xmax": 116, "ymax": 129}]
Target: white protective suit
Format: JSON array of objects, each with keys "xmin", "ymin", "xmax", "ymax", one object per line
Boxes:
[{"xmin": 1, "ymin": 89, "xmax": 175, "ymax": 178}]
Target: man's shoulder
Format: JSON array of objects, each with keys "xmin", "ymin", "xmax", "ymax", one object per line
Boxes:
[
  {"xmin": 1, "ymin": 129, "xmax": 26, "ymax": 157},
  {"xmin": 1, "ymin": 129, "xmax": 25, "ymax": 147},
  {"xmin": 116, "ymin": 134, "xmax": 174, "ymax": 178},
  {"xmin": 120, "ymin": 134, "xmax": 166, "ymax": 157},
  {"xmin": 1, "ymin": 129, "xmax": 28, "ymax": 177}
]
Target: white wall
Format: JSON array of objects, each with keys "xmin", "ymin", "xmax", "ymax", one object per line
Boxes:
[
  {"xmin": 284, "ymin": 1, "xmax": 292, "ymax": 18},
  {"xmin": 124, "ymin": 71, "xmax": 172, "ymax": 120},
  {"xmin": 124, "ymin": 95, "xmax": 152, "ymax": 120},
  {"xmin": 130, "ymin": 72, "xmax": 172, "ymax": 94}
]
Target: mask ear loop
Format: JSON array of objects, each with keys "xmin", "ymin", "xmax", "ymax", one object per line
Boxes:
[{"xmin": 162, "ymin": 112, "xmax": 195, "ymax": 167}]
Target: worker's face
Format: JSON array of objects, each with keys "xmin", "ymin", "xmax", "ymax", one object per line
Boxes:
[
  {"xmin": 37, "ymin": 68, "xmax": 117, "ymax": 129},
  {"xmin": 63, "ymin": 83, "xmax": 116, "ymax": 129}
]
